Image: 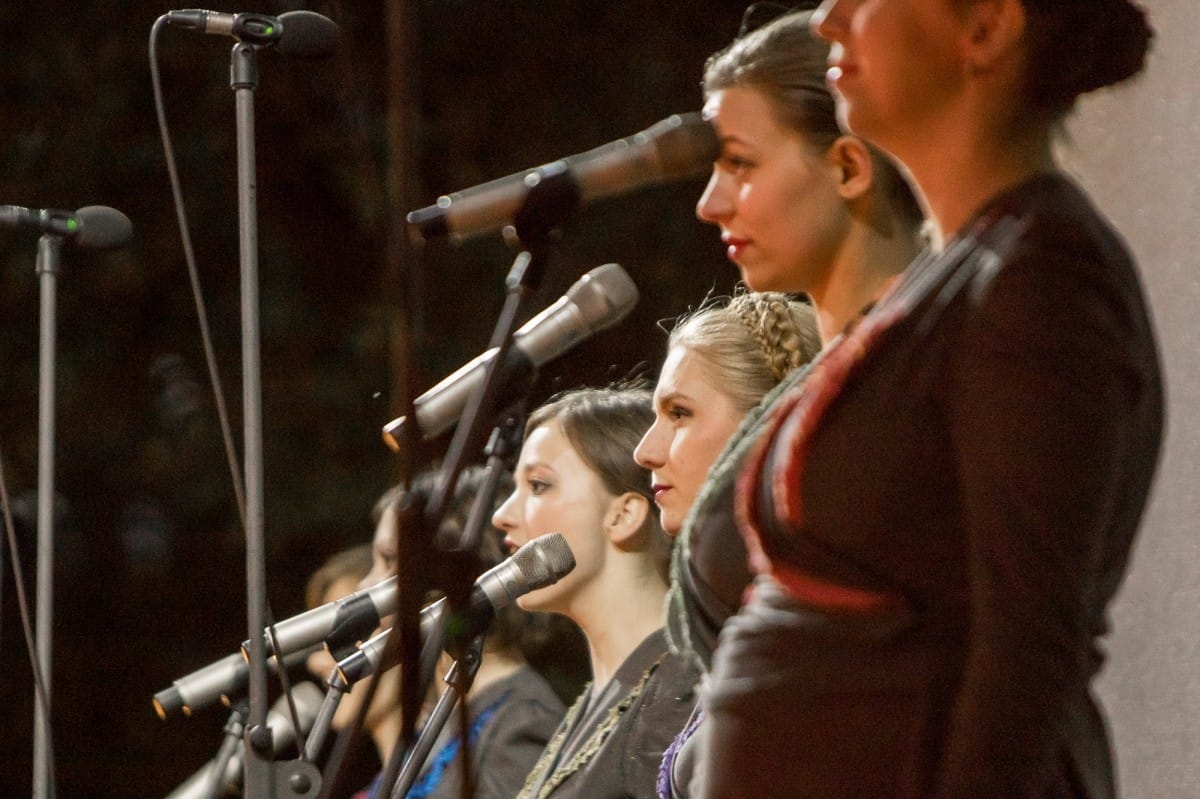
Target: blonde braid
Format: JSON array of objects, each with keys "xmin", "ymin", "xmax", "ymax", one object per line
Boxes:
[
  {"xmin": 668, "ymin": 290, "xmax": 821, "ymax": 414},
  {"xmin": 729, "ymin": 292, "xmax": 821, "ymax": 382}
]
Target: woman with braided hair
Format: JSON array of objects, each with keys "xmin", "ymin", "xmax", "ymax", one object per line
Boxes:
[
  {"xmin": 696, "ymin": 0, "xmax": 1164, "ymax": 796},
  {"xmin": 635, "ymin": 292, "xmax": 821, "ymax": 540}
]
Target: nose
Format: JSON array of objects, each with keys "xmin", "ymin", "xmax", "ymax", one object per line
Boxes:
[
  {"xmin": 634, "ymin": 418, "xmax": 666, "ymax": 470},
  {"xmin": 811, "ymin": 0, "xmax": 844, "ymax": 41},
  {"xmin": 696, "ymin": 168, "xmax": 734, "ymax": 224},
  {"xmin": 356, "ymin": 571, "xmax": 375, "ymax": 592},
  {"xmin": 492, "ymin": 489, "xmax": 519, "ymax": 533}
]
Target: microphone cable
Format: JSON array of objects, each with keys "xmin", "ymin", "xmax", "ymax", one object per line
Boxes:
[
  {"xmin": 148, "ymin": 15, "xmax": 247, "ymax": 531},
  {"xmin": 147, "ymin": 14, "xmax": 307, "ymax": 760},
  {"xmin": 0, "ymin": 443, "xmax": 58, "ymax": 799}
]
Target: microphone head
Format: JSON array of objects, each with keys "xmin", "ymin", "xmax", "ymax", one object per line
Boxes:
[
  {"xmin": 641, "ymin": 113, "xmax": 719, "ymax": 180},
  {"xmin": 565, "ymin": 263, "xmax": 639, "ymax": 335},
  {"xmin": 267, "ymin": 681, "xmax": 324, "ymax": 748},
  {"xmin": 73, "ymin": 205, "xmax": 132, "ymax": 250},
  {"xmin": 513, "ymin": 532, "xmax": 576, "ymax": 590},
  {"xmin": 277, "ymin": 11, "xmax": 341, "ymax": 59}
]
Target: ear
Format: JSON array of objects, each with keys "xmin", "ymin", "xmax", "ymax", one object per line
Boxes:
[
  {"xmin": 604, "ymin": 491, "xmax": 651, "ymax": 546},
  {"xmin": 959, "ymin": 0, "xmax": 1026, "ymax": 75},
  {"xmin": 826, "ymin": 135, "xmax": 874, "ymax": 202}
]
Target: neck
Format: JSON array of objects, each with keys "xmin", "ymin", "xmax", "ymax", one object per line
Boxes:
[
  {"xmin": 891, "ymin": 110, "xmax": 1054, "ymax": 246},
  {"xmin": 467, "ymin": 647, "xmax": 524, "ymax": 693},
  {"xmin": 809, "ymin": 212, "xmax": 922, "ymax": 342},
  {"xmin": 570, "ymin": 570, "xmax": 667, "ymax": 690},
  {"xmin": 373, "ymin": 710, "xmax": 402, "ymax": 766}
]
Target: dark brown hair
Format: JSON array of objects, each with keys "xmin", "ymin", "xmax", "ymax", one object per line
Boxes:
[
  {"xmin": 525, "ymin": 384, "xmax": 670, "ymax": 575},
  {"xmin": 1017, "ymin": 0, "xmax": 1153, "ymax": 115},
  {"xmin": 704, "ymin": 9, "xmax": 924, "ymax": 231}
]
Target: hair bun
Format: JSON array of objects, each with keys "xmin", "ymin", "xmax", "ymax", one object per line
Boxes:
[
  {"xmin": 1033, "ymin": 0, "xmax": 1153, "ymax": 107},
  {"xmin": 1078, "ymin": 1, "xmax": 1152, "ymax": 93}
]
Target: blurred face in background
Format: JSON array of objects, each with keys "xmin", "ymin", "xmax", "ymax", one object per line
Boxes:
[
  {"xmin": 812, "ymin": 0, "xmax": 967, "ymax": 157},
  {"xmin": 305, "ymin": 507, "xmax": 402, "ymax": 733}
]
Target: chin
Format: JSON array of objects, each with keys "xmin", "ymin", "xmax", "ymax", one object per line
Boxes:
[
  {"xmin": 518, "ymin": 587, "xmax": 554, "ymax": 615},
  {"xmin": 738, "ymin": 265, "xmax": 784, "ymax": 294},
  {"xmin": 660, "ymin": 512, "xmax": 684, "ymax": 537}
]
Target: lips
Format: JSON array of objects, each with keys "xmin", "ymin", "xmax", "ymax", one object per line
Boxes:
[
  {"xmin": 828, "ymin": 57, "xmax": 858, "ymax": 85},
  {"xmin": 651, "ymin": 483, "xmax": 672, "ymax": 503},
  {"xmin": 721, "ymin": 233, "xmax": 750, "ymax": 262},
  {"xmin": 827, "ymin": 43, "xmax": 855, "ymax": 83}
]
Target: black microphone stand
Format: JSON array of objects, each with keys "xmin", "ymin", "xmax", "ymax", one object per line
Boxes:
[
  {"xmin": 226, "ymin": 42, "xmax": 320, "ymax": 799},
  {"xmin": 389, "ymin": 635, "xmax": 485, "ymax": 799},
  {"xmin": 373, "ymin": 192, "xmax": 564, "ymax": 799},
  {"xmin": 302, "ymin": 673, "xmax": 347, "ymax": 765}
]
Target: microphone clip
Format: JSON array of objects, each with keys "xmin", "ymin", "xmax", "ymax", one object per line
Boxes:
[{"xmin": 167, "ymin": 10, "xmax": 284, "ymax": 46}]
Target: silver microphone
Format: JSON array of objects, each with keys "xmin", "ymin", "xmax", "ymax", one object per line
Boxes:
[
  {"xmin": 407, "ymin": 113, "xmax": 718, "ymax": 243},
  {"xmin": 382, "ymin": 263, "xmax": 638, "ymax": 451},
  {"xmin": 335, "ymin": 532, "xmax": 577, "ymax": 686},
  {"xmin": 0, "ymin": 204, "xmax": 132, "ymax": 249},
  {"xmin": 164, "ymin": 682, "xmax": 323, "ymax": 799}
]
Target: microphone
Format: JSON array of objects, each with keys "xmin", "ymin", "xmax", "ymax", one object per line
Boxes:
[
  {"xmin": 381, "ymin": 263, "xmax": 638, "ymax": 451},
  {"xmin": 0, "ymin": 205, "xmax": 132, "ymax": 249},
  {"xmin": 166, "ymin": 9, "xmax": 341, "ymax": 59},
  {"xmin": 164, "ymin": 682, "xmax": 323, "ymax": 799},
  {"xmin": 407, "ymin": 112, "xmax": 718, "ymax": 243},
  {"xmin": 153, "ymin": 645, "xmax": 320, "ymax": 720},
  {"xmin": 248, "ymin": 531, "xmax": 575, "ymax": 665},
  {"xmin": 337, "ymin": 532, "xmax": 576, "ymax": 686},
  {"xmin": 154, "ymin": 534, "xmax": 573, "ymax": 718}
]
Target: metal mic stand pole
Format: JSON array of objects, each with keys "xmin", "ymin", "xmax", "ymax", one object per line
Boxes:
[
  {"xmin": 32, "ymin": 233, "xmax": 63, "ymax": 799},
  {"xmin": 230, "ymin": 40, "xmax": 270, "ymax": 798},
  {"xmin": 206, "ymin": 700, "xmax": 250, "ymax": 799},
  {"xmin": 388, "ymin": 635, "xmax": 485, "ymax": 799},
  {"xmin": 229, "ymin": 42, "xmax": 320, "ymax": 799},
  {"xmin": 303, "ymin": 673, "xmax": 347, "ymax": 763},
  {"xmin": 373, "ymin": 247, "xmax": 546, "ymax": 799}
]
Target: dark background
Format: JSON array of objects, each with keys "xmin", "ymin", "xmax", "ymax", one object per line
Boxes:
[{"xmin": 0, "ymin": 1, "xmax": 755, "ymax": 796}]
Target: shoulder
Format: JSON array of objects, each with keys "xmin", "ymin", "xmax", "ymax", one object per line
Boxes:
[
  {"xmin": 480, "ymin": 666, "xmax": 567, "ymax": 740},
  {"xmin": 937, "ymin": 173, "xmax": 1156, "ymax": 381},
  {"xmin": 968, "ymin": 173, "xmax": 1141, "ymax": 314},
  {"xmin": 627, "ymin": 649, "xmax": 701, "ymax": 746}
]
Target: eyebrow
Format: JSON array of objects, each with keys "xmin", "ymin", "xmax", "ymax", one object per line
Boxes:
[{"xmin": 653, "ymin": 388, "xmax": 696, "ymax": 407}]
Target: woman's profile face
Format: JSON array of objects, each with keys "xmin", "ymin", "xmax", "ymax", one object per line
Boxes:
[
  {"xmin": 492, "ymin": 420, "xmax": 613, "ymax": 617},
  {"xmin": 634, "ymin": 346, "xmax": 745, "ymax": 535},
  {"xmin": 813, "ymin": 0, "xmax": 965, "ymax": 151},
  {"xmin": 697, "ymin": 85, "xmax": 849, "ymax": 294}
]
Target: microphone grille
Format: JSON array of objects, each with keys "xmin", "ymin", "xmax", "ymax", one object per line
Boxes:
[
  {"xmin": 567, "ymin": 263, "xmax": 639, "ymax": 333},
  {"xmin": 74, "ymin": 205, "xmax": 132, "ymax": 250},
  {"xmin": 513, "ymin": 533, "xmax": 576, "ymax": 590},
  {"xmin": 277, "ymin": 11, "xmax": 341, "ymax": 59},
  {"xmin": 645, "ymin": 113, "xmax": 720, "ymax": 180}
]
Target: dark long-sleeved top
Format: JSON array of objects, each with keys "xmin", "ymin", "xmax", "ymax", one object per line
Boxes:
[
  {"xmin": 699, "ymin": 172, "xmax": 1164, "ymax": 799},
  {"xmin": 357, "ymin": 665, "xmax": 564, "ymax": 799},
  {"xmin": 520, "ymin": 629, "xmax": 700, "ymax": 799}
]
